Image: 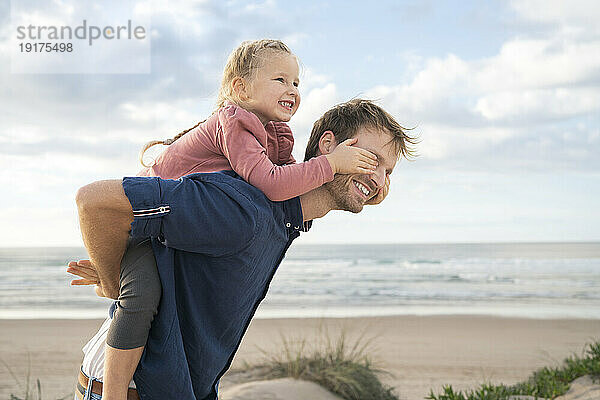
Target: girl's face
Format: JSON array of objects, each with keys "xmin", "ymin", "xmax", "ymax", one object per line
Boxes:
[{"xmin": 243, "ymin": 53, "xmax": 300, "ymax": 125}]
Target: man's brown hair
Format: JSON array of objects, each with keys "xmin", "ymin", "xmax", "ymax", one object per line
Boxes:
[{"xmin": 304, "ymin": 98, "xmax": 418, "ymax": 162}]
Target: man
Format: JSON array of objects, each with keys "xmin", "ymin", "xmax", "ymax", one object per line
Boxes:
[{"xmin": 69, "ymin": 99, "xmax": 417, "ymax": 400}]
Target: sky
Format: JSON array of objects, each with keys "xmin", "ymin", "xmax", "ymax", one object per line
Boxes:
[{"xmin": 0, "ymin": 0, "xmax": 599, "ymax": 246}]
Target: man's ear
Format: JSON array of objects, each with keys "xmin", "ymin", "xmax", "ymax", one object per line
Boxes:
[
  {"xmin": 318, "ymin": 130, "xmax": 337, "ymax": 155},
  {"xmin": 231, "ymin": 77, "xmax": 250, "ymax": 101}
]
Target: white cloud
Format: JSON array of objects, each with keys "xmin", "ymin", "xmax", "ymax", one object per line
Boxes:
[
  {"xmin": 4, "ymin": 123, "xmax": 50, "ymax": 143},
  {"xmin": 133, "ymin": 0, "xmax": 211, "ymax": 20},
  {"xmin": 369, "ymin": 38, "xmax": 600, "ymax": 123},
  {"xmin": 0, "ymin": 207, "xmax": 81, "ymax": 246},
  {"xmin": 365, "ymin": 54, "xmax": 474, "ymax": 132},
  {"xmin": 10, "ymin": 8, "xmax": 70, "ymax": 30},
  {"xmin": 51, "ymin": 0, "xmax": 75, "ymax": 15},
  {"xmin": 589, "ymin": 129, "xmax": 600, "ymax": 144},
  {"xmin": 0, "ymin": 153, "xmax": 135, "ymax": 195},
  {"xmin": 510, "ymin": 0, "xmax": 599, "ymax": 31},
  {"xmin": 414, "ymin": 124, "xmax": 515, "ymax": 161},
  {"xmin": 475, "ymin": 38, "xmax": 600, "ymax": 91},
  {"xmin": 241, "ymin": 0, "xmax": 277, "ymax": 13},
  {"xmin": 2, "ymin": 0, "xmax": 600, "ymax": 247},
  {"xmin": 475, "ymin": 87, "xmax": 600, "ymax": 121},
  {"xmin": 282, "ymin": 32, "xmax": 309, "ymax": 47},
  {"xmin": 360, "ymin": 0, "xmax": 600, "ymax": 171},
  {"xmin": 119, "ymin": 101, "xmax": 199, "ymax": 125},
  {"xmin": 298, "ymin": 67, "xmax": 331, "ymax": 92},
  {"xmin": 395, "ymin": 50, "xmax": 426, "ymax": 83},
  {"xmin": 0, "ymin": 0, "xmax": 294, "ymax": 152}
]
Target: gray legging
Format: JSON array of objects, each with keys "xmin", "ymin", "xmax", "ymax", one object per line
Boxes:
[{"xmin": 106, "ymin": 238, "xmax": 162, "ymax": 350}]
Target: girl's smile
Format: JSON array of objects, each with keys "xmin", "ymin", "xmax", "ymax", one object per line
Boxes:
[{"xmin": 243, "ymin": 53, "xmax": 301, "ymax": 125}]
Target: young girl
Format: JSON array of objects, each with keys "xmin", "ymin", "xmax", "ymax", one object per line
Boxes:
[
  {"xmin": 136, "ymin": 40, "xmax": 379, "ymax": 198},
  {"xmin": 70, "ymin": 39, "xmax": 382, "ymax": 400}
]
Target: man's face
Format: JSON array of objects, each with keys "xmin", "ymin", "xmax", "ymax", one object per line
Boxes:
[{"xmin": 324, "ymin": 126, "xmax": 398, "ymax": 213}]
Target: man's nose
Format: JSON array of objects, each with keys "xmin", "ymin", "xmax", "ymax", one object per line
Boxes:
[{"xmin": 370, "ymin": 167, "xmax": 386, "ymax": 189}]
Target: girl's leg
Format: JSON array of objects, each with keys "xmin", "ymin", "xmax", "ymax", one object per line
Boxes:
[{"xmin": 103, "ymin": 238, "xmax": 161, "ymax": 400}]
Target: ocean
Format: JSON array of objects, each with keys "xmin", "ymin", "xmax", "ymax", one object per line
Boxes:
[{"xmin": 1, "ymin": 242, "xmax": 599, "ymax": 319}]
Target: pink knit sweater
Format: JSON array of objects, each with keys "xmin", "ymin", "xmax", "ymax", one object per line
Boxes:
[{"xmin": 138, "ymin": 102, "xmax": 334, "ymax": 201}]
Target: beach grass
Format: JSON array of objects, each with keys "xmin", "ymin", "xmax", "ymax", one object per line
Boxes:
[
  {"xmin": 239, "ymin": 327, "xmax": 399, "ymax": 400},
  {"xmin": 3, "ymin": 331, "xmax": 598, "ymax": 400},
  {"xmin": 1, "ymin": 355, "xmax": 72, "ymax": 400},
  {"xmin": 427, "ymin": 340, "xmax": 600, "ymax": 400}
]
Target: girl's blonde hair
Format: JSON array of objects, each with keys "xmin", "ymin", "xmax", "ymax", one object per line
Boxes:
[{"xmin": 139, "ymin": 39, "xmax": 293, "ymax": 167}]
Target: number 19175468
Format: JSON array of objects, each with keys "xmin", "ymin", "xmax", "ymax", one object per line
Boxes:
[{"xmin": 19, "ymin": 42, "xmax": 73, "ymax": 52}]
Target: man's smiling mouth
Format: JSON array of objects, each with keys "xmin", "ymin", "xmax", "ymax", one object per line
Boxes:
[{"xmin": 353, "ymin": 180, "xmax": 371, "ymax": 197}]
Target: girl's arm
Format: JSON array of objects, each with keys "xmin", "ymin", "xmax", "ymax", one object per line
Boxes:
[
  {"xmin": 217, "ymin": 107, "xmax": 378, "ymax": 202},
  {"xmin": 268, "ymin": 121, "xmax": 297, "ymax": 165}
]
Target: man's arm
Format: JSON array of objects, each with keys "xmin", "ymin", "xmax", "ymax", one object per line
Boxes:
[
  {"xmin": 76, "ymin": 179, "xmax": 133, "ymax": 299},
  {"xmin": 75, "ymin": 174, "xmax": 260, "ymax": 298},
  {"xmin": 122, "ymin": 174, "xmax": 259, "ymax": 257}
]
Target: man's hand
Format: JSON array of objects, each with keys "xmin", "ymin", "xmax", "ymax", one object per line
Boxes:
[
  {"xmin": 365, "ymin": 175, "xmax": 390, "ymax": 205},
  {"xmin": 67, "ymin": 260, "xmax": 115, "ymax": 299}
]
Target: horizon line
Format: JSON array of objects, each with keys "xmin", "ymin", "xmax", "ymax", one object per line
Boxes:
[{"xmin": 1, "ymin": 240, "xmax": 600, "ymax": 249}]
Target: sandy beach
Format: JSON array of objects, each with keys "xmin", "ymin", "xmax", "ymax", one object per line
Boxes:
[{"xmin": 1, "ymin": 315, "xmax": 599, "ymax": 400}]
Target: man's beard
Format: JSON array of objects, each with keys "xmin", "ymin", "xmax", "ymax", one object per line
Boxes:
[{"xmin": 323, "ymin": 174, "xmax": 369, "ymax": 214}]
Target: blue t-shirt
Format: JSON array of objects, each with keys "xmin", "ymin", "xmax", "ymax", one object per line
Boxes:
[{"xmin": 122, "ymin": 170, "xmax": 307, "ymax": 400}]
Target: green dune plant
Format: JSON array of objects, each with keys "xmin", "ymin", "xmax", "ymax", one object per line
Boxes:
[
  {"xmin": 427, "ymin": 340, "xmax": 600, "ymax": 400},
  {"xmin": 239, "ymin": 325, "xmax": 399, "ymax": 400}
]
